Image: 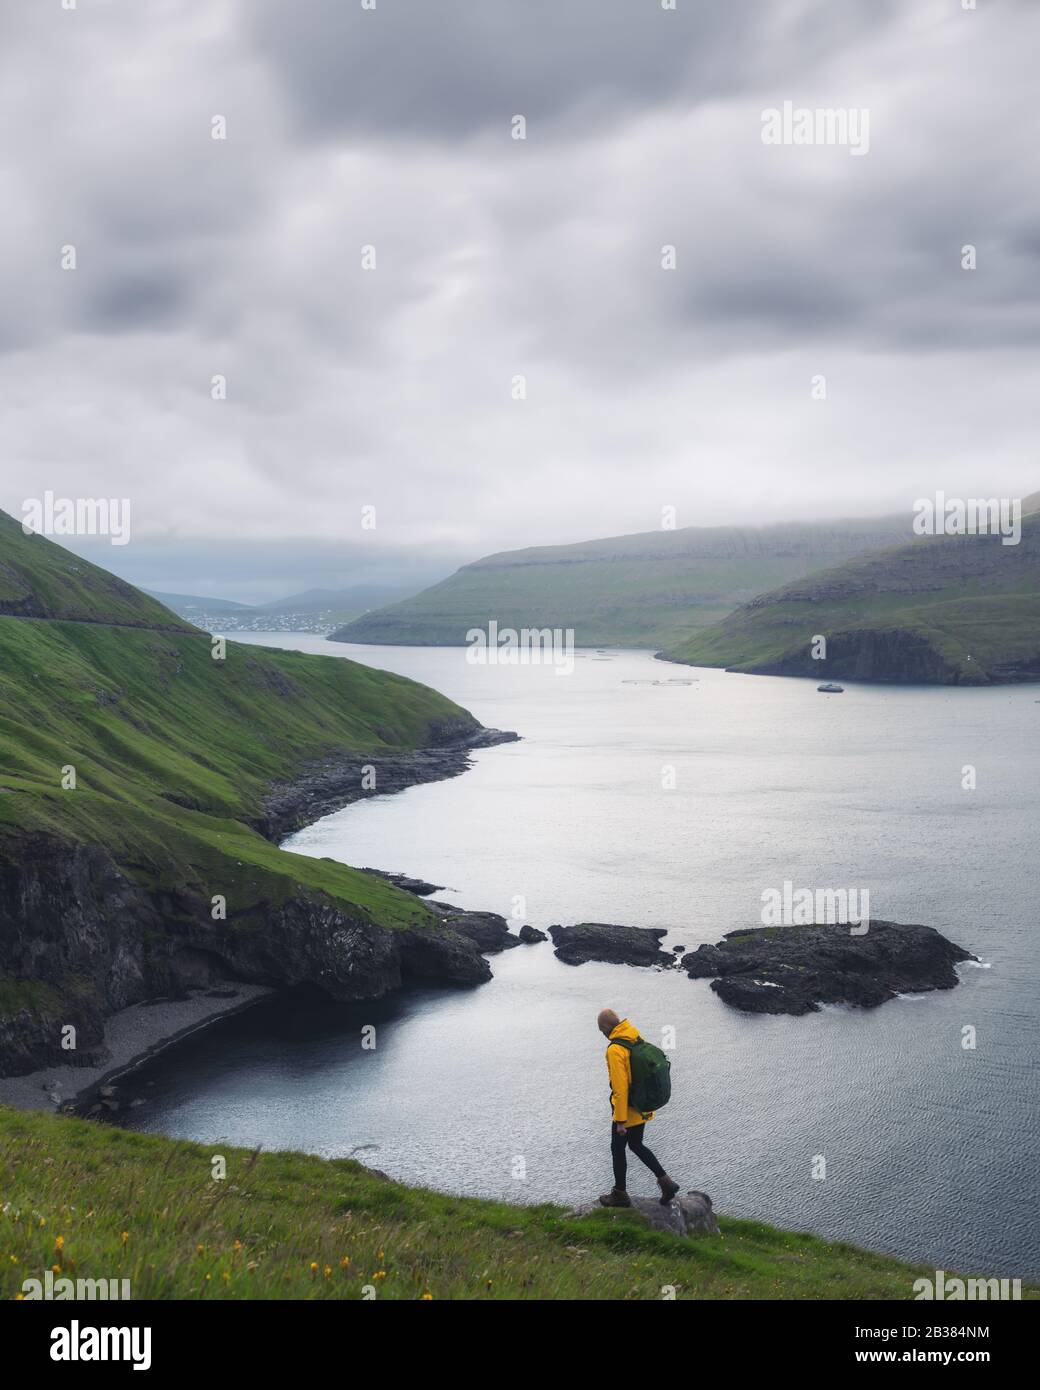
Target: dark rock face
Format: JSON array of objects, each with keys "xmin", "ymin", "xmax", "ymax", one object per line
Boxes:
[
  {"xmin": 396, "ymin": 925, "xmax": 493, "ymax": 985},
  {"xmin": 0, "ymin": 830, "xmax": 492, "ymax": 1077},
  {"xmin": 750, "ymin": 628, "xmax": 967, "ymax": 684},
  {"xmin": 428, "ymin": 905, "xmax": 522, "ymax": 954},
  {"xmin": 549, "ymin": 923, "xmax": 673, "ymax": 968},
  {"xmin": 682, "ymin": 921, "xmax": 976, "ymax": 1016},
  {"xmin": 259, "ymin": 727, "xmax": 519, "ymax": 840},
  {"xmin": 519, "ymin": 925, "xmax": 548, "ymax": 943}
]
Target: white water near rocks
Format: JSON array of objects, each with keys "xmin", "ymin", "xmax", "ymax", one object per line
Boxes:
[{"xmin": 123, "ymin": 636, "xmax": 1040, "ymax": 1281}]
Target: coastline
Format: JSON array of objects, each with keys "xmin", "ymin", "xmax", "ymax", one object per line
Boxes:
[
  {"xmin": 0, "ymin": 985, "xmax": 273, "ymax": 1114},
  {"xmin": 0, "ymin": 725, "xmax": 519, "ymax": 1112},
  {"xmin": 260, "ymin": 725, "xmax": 518, "ymax": 840}
]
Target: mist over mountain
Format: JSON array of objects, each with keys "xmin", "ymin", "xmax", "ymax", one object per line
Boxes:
[
  {"xmin": 663, "ymin": 492, "xmax": 1040, "ymax": 683},
  {"xmin": 330, "ymin": 513, "xmax": 916, "ymax": 649}
]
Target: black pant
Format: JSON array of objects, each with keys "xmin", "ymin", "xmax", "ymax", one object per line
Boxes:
[{"xmin": 610, "ymin": 1122, "xmax": 665, "ymax": 1189}]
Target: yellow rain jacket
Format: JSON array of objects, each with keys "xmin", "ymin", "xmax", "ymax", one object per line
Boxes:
[{"xmin": 606, "ymin": 1019, "xmax": 655, "ymax": 1126}]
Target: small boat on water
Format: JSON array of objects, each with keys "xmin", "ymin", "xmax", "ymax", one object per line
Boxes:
[{"xmin": 817, "ymin": 683, "xmax": 845, "ymax": 693}]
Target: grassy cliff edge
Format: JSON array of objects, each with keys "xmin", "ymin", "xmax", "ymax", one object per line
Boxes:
[
  {"xmin": 0, "ymin": 513, "xmax": 495, "ymax": 1076},
  {"xmin": 3, "ymin": 1105, "xmax": 1018, "ymax": 1301}
]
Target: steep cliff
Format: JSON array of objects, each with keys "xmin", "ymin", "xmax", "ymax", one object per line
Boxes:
[{"xmin": 0, "ymin": 514, "xmax": 500, "ymax": 1077}]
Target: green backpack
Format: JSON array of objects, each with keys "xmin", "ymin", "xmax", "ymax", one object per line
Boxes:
[{"xmin": 611, "ymin": 1035, "xmax": 671, "ymax": 1113}]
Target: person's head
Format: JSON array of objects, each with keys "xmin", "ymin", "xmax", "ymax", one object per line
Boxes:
[{"xmin": 597, "ymin": 1008, "xmax": 620, "ymax": 1038}]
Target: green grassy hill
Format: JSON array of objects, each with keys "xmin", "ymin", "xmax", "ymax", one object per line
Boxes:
[
  {"xmin": 330, "ymin": 516, "xmax": 912, "ymax": 650},
  {"xmin": 0, "ymin": 513, "xmax": 486, "ymax": 1075},
  {"xmin": 2, "ymin": 1105, "xmax": 1005, "ymax": 1301},
  {"xmin": 662, "ymin": 497, "xmax": 1040, "ymax": 684},
  {"xmin": 1, "ymin": 512, "xmax": 195, "ymax": 630}
]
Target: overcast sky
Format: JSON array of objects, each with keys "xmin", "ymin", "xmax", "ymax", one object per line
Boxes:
[{"xmin": 1, "ymin": 0, "xmax": 1037, "ymax": 601}]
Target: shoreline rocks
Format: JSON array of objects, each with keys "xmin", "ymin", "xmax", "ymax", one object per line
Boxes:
[
  {"xmin": 427, "ymin": 905, "xmax": 522, "ymax": 954},
  {"xmin": 359, "ymin": 869, "xmax": 444, "ymax": 897},
  {"xmin": 0, "ymin": 985, "xmax": 274, "ymax": 1114},
  {"xmin": 682, "ymin": 920, "xmax": 976, "ymax": 1015},
  {"xmin": 260, "ymin": 726, "xmax": 519, "ymax": 840},
  {"xmin": 549, "ymin": 923, "xmax": 673, "ymax": 968}
]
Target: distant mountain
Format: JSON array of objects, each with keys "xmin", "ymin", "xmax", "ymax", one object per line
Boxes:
[
  {"xmin": 146, "ymin": 589, "xmax": 252, "ymax": 615},
  {"xmin": 328, "ymin": 516, "xmax": 914, "ymax": 649},
  {"xmin": 256, "ymin": 585, "xmax": 414, "ymax": 615},
  {"xmin": 145, "ymin": 584, "xmax": 419, "ymax": 633},
  {"xmin": 661, "ymin": 493, "xmax": 1040, "ymax": 684}
]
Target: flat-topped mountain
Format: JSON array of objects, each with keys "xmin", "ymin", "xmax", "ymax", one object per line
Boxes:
[
  {"xmin": 662, "ymin": 493, "xmax": 1040, "ymax": 684},
  {"xmin": 328, "ymin": 514, "xmax": 912, "ymax": 650}
]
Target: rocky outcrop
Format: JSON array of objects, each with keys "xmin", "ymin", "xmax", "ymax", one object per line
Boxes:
[
  {"xmin": 259, "ymin": 726, "xmax": 519, "ymax": 839},
  {"xmin": 567, "ymin": 1191, "xmax": 719, "ymax": 1238},
  {"xmin": 682, "ymin": 921, "xmax": 976, "ymax": 1015},
  {"xmin": 360, "ymin": 869, "xmax": 443, "ymax": 896},
  {"xmin": 549, "ymin": 923, "xmax": 673, "ymax": 967},
  {"xmin": 519, "ymin": 925, "xmax": 547, "ymax": 943},
  {"xmin": 428, "ymin": 905, "xmax": 522, "ymax": 954}
]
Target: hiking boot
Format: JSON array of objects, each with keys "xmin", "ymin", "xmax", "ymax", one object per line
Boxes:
[
  {"xmin": 598, "ymin": 1188, "xmax": 632, "ymax": 1208},
  {"xmin": 657, "ymin": 1174, "xmax": 680, "ymax": 1205}
]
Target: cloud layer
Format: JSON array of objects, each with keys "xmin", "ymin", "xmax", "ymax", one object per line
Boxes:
[{"xmin": 1, "ymin": 0, "xmax": 1037, "ymax": 596}]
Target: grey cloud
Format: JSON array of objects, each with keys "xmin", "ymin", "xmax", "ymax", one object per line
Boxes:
[
  {"xmin": 64, "ymin": 535, "xmax": 468, "ymax": 607},
  {"xmin": 82, "ymin": 272, "xmax": 191, "ymax": 333},
  {"xmin": 0, "ymin": 0, "xmax": 1037, "ymax": 574},
  {"xmin": 243, "ymin": 0, "xmax": 898, "ymax": 140}
]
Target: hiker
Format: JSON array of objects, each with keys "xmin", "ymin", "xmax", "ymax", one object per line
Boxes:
[{"xmin": 598, "ymin": 1008, "xmax": 679, "ymax": 1208}]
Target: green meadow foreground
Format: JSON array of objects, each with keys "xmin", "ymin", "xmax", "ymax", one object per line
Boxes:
[{"xmin": 1, "ymin": 1106, "xmax": 1023, "ymax": 1301}]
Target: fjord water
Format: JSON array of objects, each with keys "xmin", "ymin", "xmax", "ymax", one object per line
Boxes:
[{"xmin": 124, "ymin": 636, "xmax": 1040, "ymax": 1280}]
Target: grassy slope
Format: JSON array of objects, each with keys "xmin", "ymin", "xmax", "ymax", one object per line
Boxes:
[
  {"xmin": 0, "ymin": 512, "xmax": 194, "ymax": 630},
  {"xmin": 332, "ymin": 517, "xmax": 912, "ymax": 649},
  {"xmin": 0, "ymin": 515, "xmax": 487, "ymax": 1039},
  {"xmin": 1, "ymin": 1105, "xmax": 1002, "ymax": 1301},
  {"xmin": 663, "ymin": 503, "xmax": 1040, "ymax": 682}
]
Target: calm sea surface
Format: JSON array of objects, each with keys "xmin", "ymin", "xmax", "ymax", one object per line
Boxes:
[{"xmin": 123, "ymin": 636, "xmax": 1040, "ymax": 1280}]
